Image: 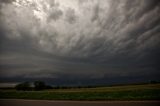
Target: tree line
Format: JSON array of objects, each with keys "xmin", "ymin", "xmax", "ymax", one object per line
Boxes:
[
  {"xmin": 15, "ymin": 81, "xmax": 52, "ymax": 91},
  {"xmin": 15, "ymin": 81, "xmax": 97, "ymax": 91}
]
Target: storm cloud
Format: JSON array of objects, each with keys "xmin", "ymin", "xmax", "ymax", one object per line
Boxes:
[{"xmin": 0, "ymin": 0, "xmax": 160, "ymax": 85}]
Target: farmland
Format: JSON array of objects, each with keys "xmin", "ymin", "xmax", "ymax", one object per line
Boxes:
[{"xmin": 0, "ymin": 83, "xmax": 160, "ymax": 100}]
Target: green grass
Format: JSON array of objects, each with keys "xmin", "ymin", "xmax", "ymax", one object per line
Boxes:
[{"xmin": 0, "ymin": 83, "xmax": 160, "ymax": 100}]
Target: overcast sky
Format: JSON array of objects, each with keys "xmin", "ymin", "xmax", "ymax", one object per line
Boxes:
[{"xmin": 0, "ymin": 0, "xmax": 160, "ymax": 86}]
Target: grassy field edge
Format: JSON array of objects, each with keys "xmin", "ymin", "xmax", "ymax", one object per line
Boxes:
[{"xmin": 0, "ymin": 83, "xmax": 160, "ymax": 101}]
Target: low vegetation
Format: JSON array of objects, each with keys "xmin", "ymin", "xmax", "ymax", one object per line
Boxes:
[
  {"xmin": 0, "ymin": 83, "xmax": 160, "ymax": 100},
  {"xmin": 15, "ymin": 81, "xmax": 53, "ymax": 91}
]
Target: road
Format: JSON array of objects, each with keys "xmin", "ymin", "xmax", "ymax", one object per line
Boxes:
[{"xmin": 0, "ymin": 99, "xmax": 160, "ymax": 106}]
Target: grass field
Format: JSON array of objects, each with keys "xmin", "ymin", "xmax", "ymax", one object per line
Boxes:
[{"xmin": 0, "ymin": 83, "xmax": 160, "ymax": 100}]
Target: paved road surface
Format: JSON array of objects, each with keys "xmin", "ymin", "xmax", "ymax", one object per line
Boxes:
[{"xmin": 0, "ymin": 99, "xmax": 160, "ymax": 106}]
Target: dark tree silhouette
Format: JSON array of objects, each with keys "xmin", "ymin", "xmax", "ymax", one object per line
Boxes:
[
  {"xmin": 34, "ymin": 81, "xmax": 46, "ymax": 90},
  {"xmin": 15, "ymin": 82, "xmax": 31, "ymax": 91}
]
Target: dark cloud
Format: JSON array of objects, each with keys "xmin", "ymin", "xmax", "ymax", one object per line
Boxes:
[
  {"xmin": 0, "ymin": 0, "xmax": 160, "ymax": 85},
  {"xmin": 0, "ymin": 0, "xmax": 14, "ymax": 15},
  {"xmin": 46, "ymin": 0, "xmax": 63, "ymax": 22},
  {"xmin": 65, "ymin": 8, "xmax": 77, "ymax": 24},
  {"xmin": 91, "ymin": 4, "xmax": 102, "ymax": 22},
  {"xmin": 0, "ymin": 0, "xmax": 15, "ymax": 4},
  {"xmin": 48, "ymin": 9, "xmax": 63, "ymax": 21}
]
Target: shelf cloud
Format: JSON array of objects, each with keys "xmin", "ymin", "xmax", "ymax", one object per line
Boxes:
[{"xmin": 0, "ymin": 0, "xmax": 160, "ymax": 85}]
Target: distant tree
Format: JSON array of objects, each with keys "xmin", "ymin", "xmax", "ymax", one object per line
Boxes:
[
  {"xmin": 149, "ymin": 80, "xmax": 159, "ymax": 84},
  {"xmin": 45, "ymin": 85, "xmax": 53, "ymax": 89},
  {"xmin": 15, "ymin": 81, "xmax": 53, "ymax": 91},
  {"xmin": 15, "ymin": 82, "xmax": 31, "ymax": 91},
  {"xmin": 34, "ymin": 81, "xmax": 46, "ymax": 90}
]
